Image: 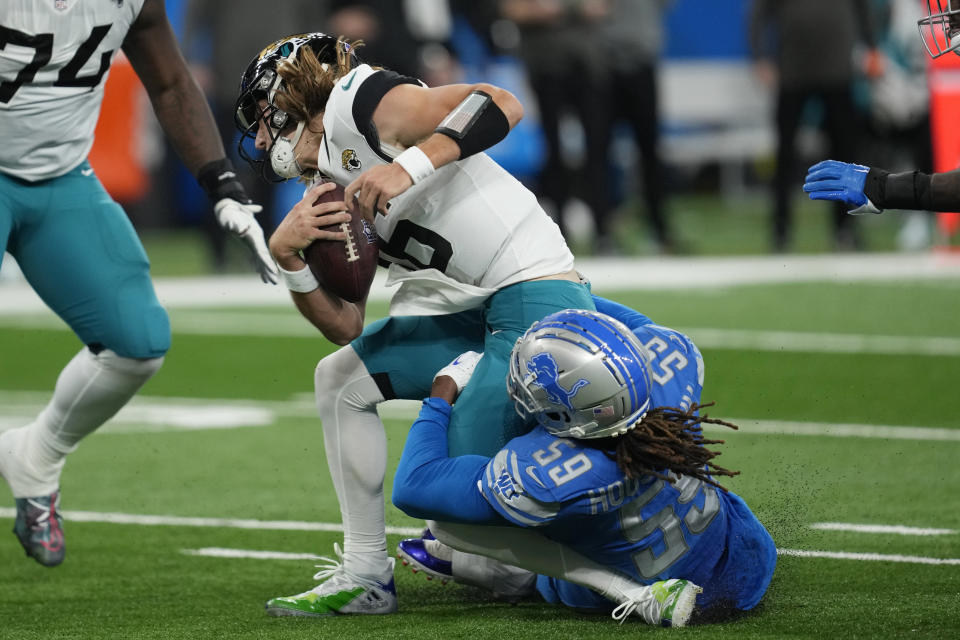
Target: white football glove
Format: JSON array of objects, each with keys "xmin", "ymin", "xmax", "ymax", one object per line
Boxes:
[
  {"xmin": 214, "ymin": 197, "xmax": 279, "ymax": 284},
  {"xmin": 434, "ymin": 351, "xmax": 483, "ymax": 394}
]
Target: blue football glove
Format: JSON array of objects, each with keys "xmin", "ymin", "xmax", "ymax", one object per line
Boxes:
[{"xmin": 803, "ymin": 160, "xmax": 881, "ymax": 214}]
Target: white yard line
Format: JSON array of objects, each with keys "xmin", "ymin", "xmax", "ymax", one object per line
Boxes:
[
  {"xmin": 0, "ymin": 508, "xmax": 421, "ymax": 536},
  {"xmin": 810, "ymin": 523, "xmax": 956, "ymax": 536},
  {"xmin": 682, "ymin": 328, "xmax": 960, "ymax": 357},
  {"xmin": 777, "ymin": 549, "xmax": 960, "ymax": 566},
  {"xmin": 183, "ymin": 548, "xmax": 322, "ymax": 561},
  {"xmin": 716, "ymin": 420, "xmax": 960, "ymax": 441},
  {"xmin": 0, "ymin": 507, "xmax": 953, "ymax": 566},
  {"xmin": 181, "ymin": 546, "xmax": 960, "ymax": 566}
]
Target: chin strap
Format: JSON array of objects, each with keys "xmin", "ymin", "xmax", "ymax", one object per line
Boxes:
[{"xmin": 270, "ymin": 120, "xmax": 307, "ymax": 179}]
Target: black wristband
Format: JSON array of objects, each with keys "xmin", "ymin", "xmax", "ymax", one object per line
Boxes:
[
  {"xmin": 876, "ymin": 170, "xmax": 934, "ymax": 211},
  {"xmin": 197, "ymin": 158, "xmax": 251, "ymax": 204},
  {"xmin": 435, "ymin": 91, "xmax": 510, "ymax": 159}
]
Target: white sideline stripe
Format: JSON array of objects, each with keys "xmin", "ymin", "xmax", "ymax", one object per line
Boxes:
[
  {"xmin": 3, "ymin": 311, "xmax": 960, "ymax": 359},
  {"xmin": 0, "ymin": 508, "xmax": 422, "ymax": 536},
  {"xmin": 3, "ymin": 252, "xmax": 960, "ymax": 316},
  {"xmin": 810, "ymin": 523, "xmax": 956, "ymax": 536},
  {"xmin": 778, "ymin": 548, "xmax": 960, "ymax": 566},
  {"xmin": 183, "ymin": 546, "xmax": 960, "ymax": 567}
]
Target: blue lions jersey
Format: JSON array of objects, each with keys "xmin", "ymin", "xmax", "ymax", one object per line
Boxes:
[
  {"xmin": 393, "ymin": 297, "xmax": 776, "ymax": 611},
  {"xmin": 478, "ymin": 312, "xmax": 774, "ymax": 610}
]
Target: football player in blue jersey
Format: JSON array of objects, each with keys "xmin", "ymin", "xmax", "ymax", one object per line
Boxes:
[
  {"xmin": 803, "ymin": 1, "xmax": 960, "ymax": 213},
  {"xmin": 0, "ymin": 0, "xmax": 277, "ymax": 567},
  {"xmin": 390, "ymin": 304, "xmax": 777, "ymax": 627}
]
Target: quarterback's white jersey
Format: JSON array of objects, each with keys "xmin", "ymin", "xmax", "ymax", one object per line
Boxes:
[
  {"xmin": 317, "ymin": 64, "xmax": 574, "ymax": 292},
  {"xmin": 0, "ymin": 0, "xmax": 145, "ymax": 182}
]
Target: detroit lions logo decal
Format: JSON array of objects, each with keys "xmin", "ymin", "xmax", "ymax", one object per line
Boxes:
[
  {"xmin": 341, "ymin": 149, "xmax": 361, "ymax": 172},
  {"xmin": 527, "ymin": 352, "xmax": 589, "ymax": 411}
]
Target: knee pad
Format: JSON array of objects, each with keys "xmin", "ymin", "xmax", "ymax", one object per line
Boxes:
[
  {"xmin": 98, "ymin": 299, "xmax": 171, "ymax": 359},
  {"xmin": 92, "ymin": 348, "xmax": 164, "ymax": 382},
  {"xmin": 314, "ymin": 345, "xmax": 383, "ymax": 417}
]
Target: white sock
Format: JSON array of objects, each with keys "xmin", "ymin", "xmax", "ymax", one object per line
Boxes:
[
  {"xmin": 0, "ymin": 348, "xmax": 162, "ymax": 497},
  {"xmin": 429, "ymin": 520, "xmax": 638, "ymax": 603},
  {"xmin": 315, "ymin": 346, "xmax": 391, "ymax": 578}
]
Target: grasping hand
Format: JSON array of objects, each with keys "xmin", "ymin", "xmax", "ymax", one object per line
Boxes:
[
  {"xmin": 344, "ymin": 163, "xmax": 413, "ymax": 222},
  {"xmin": 268, "ymin": 182, "xmax": 352, "ymax": 268}
]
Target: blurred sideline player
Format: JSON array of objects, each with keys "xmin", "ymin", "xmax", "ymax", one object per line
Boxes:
[
  {"xmin": 804, "ymin": 1, "xmax": 960, "ymax": 213},
  {"xmin": 0, "ymin": 0, "xmax": 277, "ymax": 567},
  {"xmin": 234, "ymin": 34, "xmax": 593, "ymax": 615},
  {"xmin": 389, "ymin": 305, "xmax": 776, "ymax": 626}
]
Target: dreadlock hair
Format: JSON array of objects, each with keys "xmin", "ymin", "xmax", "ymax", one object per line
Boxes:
[
  {"xmin": 585, "ymin": 402, "xmax": 740, "ymax": 492},
  {"xmin": 272, "ymin": 37, "xmax": 362, "ymax": 131}
]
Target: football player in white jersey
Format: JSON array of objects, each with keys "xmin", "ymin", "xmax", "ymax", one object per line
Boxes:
[
  {"xmin": 0, "ymin": 0, "xmax": 277, "ymax": 567},
  {"xmin": 233, "ymin": 34, "xmax": 595, "ymax": 616},
  {"xmin": 803, "ymin": 1, "xmax": 960, "ymax": 213}
]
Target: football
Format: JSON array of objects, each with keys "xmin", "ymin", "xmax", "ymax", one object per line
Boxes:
[{"xmin": 303, "ymin": 185, "xmax": 380, "ymax": 303}]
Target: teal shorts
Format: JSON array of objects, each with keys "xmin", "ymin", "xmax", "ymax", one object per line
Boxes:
[
  {"xmin": 353, "ymin": 279, "xmax": 595, "ymax": 456},
  {"xmin": 0, "ymin": 162, "xmax": 170, "ymax": 358}
]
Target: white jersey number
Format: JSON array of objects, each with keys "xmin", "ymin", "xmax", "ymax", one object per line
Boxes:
[{"xmin": 0, "ymin": 24, "xmax": 113, "ymax": 103}]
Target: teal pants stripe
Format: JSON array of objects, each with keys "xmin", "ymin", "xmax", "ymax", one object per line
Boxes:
[
  {"xmin": 353, "ymin": 279, "xmax": 595, "ymax": 456},
  {"xmin": 0, "ymin": 162, "xmax": 170, "ymax": 358}
]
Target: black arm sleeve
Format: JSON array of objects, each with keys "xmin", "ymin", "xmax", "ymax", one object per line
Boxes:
[
  {"xmin": 352, "ymin": 70, "xmax": 422, "ymax": 162},
  {"xmin": 863, "ymin": 167, "xmax": 943, "ymax": 211}
]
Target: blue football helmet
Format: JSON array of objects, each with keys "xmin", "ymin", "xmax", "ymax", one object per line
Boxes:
[
  {"xmin": 507, "ymin": 309, "xmax": 653, "ymax": 439},
  {"xmin": 919, "ymin": 1, "xmax": 960, "ymax": 58}
]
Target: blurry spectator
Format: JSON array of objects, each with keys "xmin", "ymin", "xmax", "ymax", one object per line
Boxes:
[
  {"xmin": 750, "ymin": 0, "xmax": 883, "ymax": 252},
  {"xmin": 183, "ymin": 0, "xmax": 329, "ymax": 270},
  {"xmin": 500, "ymin": 0, "xmax": 611, "ymax": 252},
  {"xmin": 598, "ymin": 0, "xmax": 675, "ymax": 254},
  {"xmin": 328, "ymin": 0, "xmax": 457, "ymax": 85}
]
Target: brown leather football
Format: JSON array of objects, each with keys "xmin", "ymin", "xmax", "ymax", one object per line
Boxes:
[{"xmin": 302, "ymin": 185, "xmax": 379, "ymax": 303}]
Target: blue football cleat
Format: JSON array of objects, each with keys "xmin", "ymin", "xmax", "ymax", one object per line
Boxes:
[{"xmin": 396, "ymin": 530, "xmax": 453, "ymax": 584}]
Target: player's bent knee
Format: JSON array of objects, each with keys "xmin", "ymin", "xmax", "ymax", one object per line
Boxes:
[
  {"xmin": 93, "ymin": 348, "xmax": 164, "ymax": 383},
  {"xmin": 314, "ymin": 345, "xmax": 381, "ymax": 416},
  {"xmin": 102, "ymin": 301, "xmax": 171, "ymax": 359}
]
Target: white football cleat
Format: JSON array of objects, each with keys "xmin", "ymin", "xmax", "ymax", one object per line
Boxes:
[
  {"xmin": 265, "ymin": 543, "xmax": 397, "ymax": 617},
  {"xmin": 611, "ymin": 578, "xmax": 702, "ymax": 627}
]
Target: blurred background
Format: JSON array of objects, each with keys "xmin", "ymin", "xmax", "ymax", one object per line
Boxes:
[
  {"xmin": 3, "ymin": 6, "xmax": 960, "ymax": 635},
  {"xmin": 1, "ymin": 0, "xmax": 954, "ymax": 281}
]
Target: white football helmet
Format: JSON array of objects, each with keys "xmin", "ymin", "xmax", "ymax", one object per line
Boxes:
[
  {"xmin": 507, "ymin": 309, "xmax": 653, "ymax": 440},
  {"xmin": 919, "ymin": 1, "xmax": 960, "ymax": 58}
]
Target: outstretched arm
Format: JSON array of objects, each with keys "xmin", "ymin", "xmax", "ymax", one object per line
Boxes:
[
  {"xmin": 804, "ymin": 160, "xmax": 960, "ymax": 214},
  {"xmin": 122, "ymin": 0, "xmax": 277, "ymax": 283}
]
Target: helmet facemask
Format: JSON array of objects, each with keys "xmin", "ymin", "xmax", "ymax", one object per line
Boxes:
[
  {"xmin": 234, "ymin": 65, "xmax": 307, "ymax": 182},
  {"xmin": 234, "ymin": 33, "xmax": 357, "ymax": 181},
  {"xmin": 919, "ymin": 0, "xmax": 960, "ymax": 58}
]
